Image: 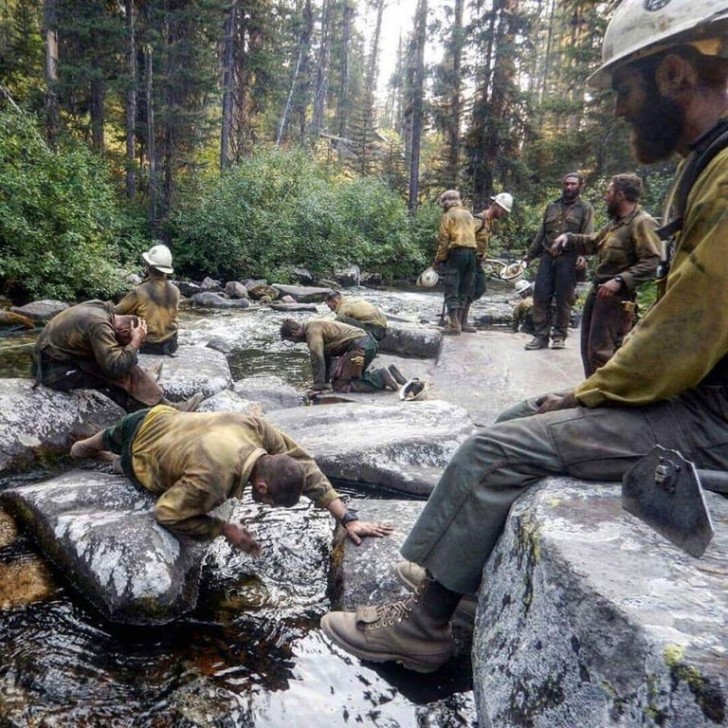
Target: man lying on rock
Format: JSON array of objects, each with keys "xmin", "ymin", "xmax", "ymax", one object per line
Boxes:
[
  {"xmin": 70, "ymin": 405, "xmax": 393, "ymax": 551},
  {"xmin": 324, "ymin": 291, "xmax": 388, "ymax": 343},
  {"xmin": 280, "ymin": 318, "xmax": 407, "ymax": 396},
  {"xmin": 320, "ymin": 0, "xmax": 728, "ymax": 673},
  {"xmin": 32, "ymin": 300, "xmax": 201, "ymax": 412}
]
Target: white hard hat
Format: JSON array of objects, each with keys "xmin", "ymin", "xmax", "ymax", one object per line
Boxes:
[
  {"xmin": 515, "ymin": 279, "xmax": 532, "ymax": 295},
  {"xmin": 399, "ymin": 378, "xmax": 427, "ymax": 401},
  {"xmin": 500, "ymin": 260, "xmax": 526, "ymax": 282},
  {"xmin": 417, "ymin": 266, "xmax": 439, "ymax": 288},
  {"xmin": 142, "ymin": 244, "xmax": 174, "ymax": 274},
  {"xmin": 589, "ymin": 0, "xmax": 728, "ymax": 89},
  {"xmin": 491, "ymin": 192, "xmax": 513, "ymax": 213}
]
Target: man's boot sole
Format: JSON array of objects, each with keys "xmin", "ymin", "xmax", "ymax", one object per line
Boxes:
[{"xmin": 320, "ymin": 615, "xmax": 450, "ymax": 674}]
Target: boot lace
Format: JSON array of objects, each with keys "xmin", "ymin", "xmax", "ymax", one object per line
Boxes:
[{"xmin": 373, "ymin": 596, "xmax": 415, "ymax": 628}]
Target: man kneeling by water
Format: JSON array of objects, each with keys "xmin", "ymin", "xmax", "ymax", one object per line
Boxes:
[{"xmin": 71, "ymin": 406, "xmax": 393, "ymax": 551}]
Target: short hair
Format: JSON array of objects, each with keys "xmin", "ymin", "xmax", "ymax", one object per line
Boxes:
[
  {"xmin": 562, "ymin": 172, "xmax": 584, "ymax": 185},
  {"xmin": 279, "ymin": 318, "xmax": 301, "ymax": 340},
  {"xmin": 438, "ymin": 189, "xmax": 461, "ymax": 209},
  {"xmin": 260, "ymin": 454, "xmax": 305, "ymax": 507},
  {"xmin": 325, "ymin": 291, "xmax": 342, "ymax": 303},
  {"xmin": 611, "ymin": 174, "xmax": 643, "ymax": 202}
]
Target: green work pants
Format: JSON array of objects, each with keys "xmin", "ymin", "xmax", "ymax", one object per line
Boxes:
[{"xmin": 401, "ymin": 386, "xmax": 728, "ymax": 595}]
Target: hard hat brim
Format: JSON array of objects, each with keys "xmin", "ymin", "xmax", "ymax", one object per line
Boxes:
[{"xmin": 142, "ymin": 251, "xmax": 174, "ymax": 274}]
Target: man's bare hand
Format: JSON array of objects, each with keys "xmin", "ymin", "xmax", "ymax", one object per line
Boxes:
[
  {"xmin": 221, "ymin": 522, "xmax": 261, "ymax": 556},
  {"xmin": 597, "ymin": 279, "xmax": 621, "ymax": 300},
  {"xmin": 129, "ymin": 317, "xmax": 148, "ymax": 348},
  {"xmin": 344, "ymin": 519, "xmax": 394, "ymax": 546},
  {"xmin": 536, "ymin": 390, "xmax": 579, "ymax": 414},
  {"xmin": 549, "ymin": 234, "xmax": 569, "ymax": 256}
]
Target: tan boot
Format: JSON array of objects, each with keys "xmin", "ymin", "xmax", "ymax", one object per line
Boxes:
[
  {"xmin": 460, "ymin": 304, "xmax": 477, "ymax": 333},
  {"xmin": 321, "ymin": 588, "xmax": 453, "ymax": 673},
  {"xmin": 442, "ymin": 311, "xmax": 461, "ymax": 336},
  {"xmin": 388, "ymin": 363, "xmax": 408, "ymax": 385},
  {"xmin": 395, "ymin": 561, "xmax": 427, "ymax": 591}
]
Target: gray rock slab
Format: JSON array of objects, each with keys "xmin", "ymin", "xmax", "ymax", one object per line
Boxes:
[
  {"xmin": 267, "ymin": 400, "xmax": 474, "ymax": 496},
  {"xmin": 232, "ymin": 375, "xmax": 303, "ymax": 412},
  {"xmin": 11, "ymin": 299, "xmax": 68, "ymax": 322},
  {"xmin": 0, "ymin": 379, "xmax": 125, "ymax": 473},
  {"xmin": 473, "ymin": 479, "xmax": 728, "ymax": 728},
  {"xmin": 271, "ymin": 284, "xmax": 333, "ymax": 303},
  {"xmin": 379, "ymin": 323, "xmax": 443, "ymax": 359},
  {"xmin": 0, "ymin": 471, "xmax": 204, "ymax": 624},
  {"xmin": 139, "ymin": 345, "xmax": 232, "ymax": 400},
  {"xmin": 335, "ymin": 500, "xmax": 424, "ymax": 610},
  {"xmin": 268, "ymin": 302, "xmax": 319, "ymax": 312},
  {"xmin": 189, "ymin": 292, "xmax": 250, "ymax": 309},
  {"xmin": 195, "ymin": 389, "xmax": 262, "ymax": 415}
]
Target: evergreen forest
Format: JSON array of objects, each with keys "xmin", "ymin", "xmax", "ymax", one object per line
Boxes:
[{"xmin": 0, "ymin": 0, "xmax": 677, "ymax": 302}]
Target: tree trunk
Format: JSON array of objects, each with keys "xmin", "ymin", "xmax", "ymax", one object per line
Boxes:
[
  {"xmin": 220, "ymin": 0, "xmax": 237, "ymax": 170},
  {"xmin": 43, "ymin": 0, "xmax": 60, "ymax": 144},
  {"xmin": 336, "ymin": 0, "xmax": 353, "ymax": 140},
  {"xmin": 125, "ymin": 0, "xmax": 137, "ymax": 199},
  {"xmin": 407, "ymin": 0, "xmax": 427, "ymax": 212},
  {"xmin": 144, "ymin": 43, "xmax": 158, "ymax": 230},
  {"xmin": 310, "ymin": 0, "xmax": 331, "ymax": 143}
]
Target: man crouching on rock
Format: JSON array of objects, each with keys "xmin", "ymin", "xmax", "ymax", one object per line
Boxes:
[{"xmin": 71, "ymin": 405, "xmax": 393, "ymax": 551}]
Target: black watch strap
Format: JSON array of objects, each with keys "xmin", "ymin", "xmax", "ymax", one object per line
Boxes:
[{"xmin": 340, "ymin": 509, "xmax": 359, "ymax": 527}]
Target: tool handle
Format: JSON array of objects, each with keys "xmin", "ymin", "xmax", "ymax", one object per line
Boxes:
[{"xmin": 697, "ymin": 469, "xmax": 728, "ymax": 494}]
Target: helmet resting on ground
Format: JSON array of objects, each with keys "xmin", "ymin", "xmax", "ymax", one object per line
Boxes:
[
  {"xmin": 417, "ymin": 267, "xmax": 439, "ymax": 288},
  {"xmin": 142, "ymin": 243, "xmax": 174, "ymax": 274},
  {"xmin": 491, "ymin": 192, "xmax": 513, "ymax": 213},
  {"xmin": 500, "ymin": 260, "xmax": 527, "ymax": 282},
  {"xmin": 515, "ymin": 279, "xmax": 532, "ymax": 295},
  {"xmin": 399, "ymin": 378, "xmax": 427, "ymax": 402},
  {"xmin": 588, "ymin": 0, "xmax": 728, "ymax": 88}
]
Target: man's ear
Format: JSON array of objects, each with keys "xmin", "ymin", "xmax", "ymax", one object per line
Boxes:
[
  {"xmin": 252, "ymin": 478, "xmax": 269, "ymax": 496},
  {"xmin": 655, "ymin": 53, "xmax": 697, "ymax": 98}
]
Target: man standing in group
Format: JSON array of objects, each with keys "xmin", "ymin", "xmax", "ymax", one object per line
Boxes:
[
  {"xmin": 434, "ymin": 190, "xmax": 477, "ymax": 336},
  {"xmin": 325, "ymin": 291, "xmax": 388, "ymax": 343},
  {"xmin": 32, "ymin": 300, "xmax": 201, "ymax": 411},
  {"xmin": 552, "ymin": 174, "xmax": 661, "ymax": 376},
  {"xmin": 70, "ymin": 405, "xmax": 393, "ymax": 551},
  {"xmin": 320, "ymin": 0, "xmax": 728, "ymax": 673},
  {"xmin": 279, "ymin": 318, "xmax": 406, "ymax": 395},
  {"xmin": 522, "ymin": 173, "xmax": 594, "ymax": 350},
  {"xmin": 114, "ymin": 243, "xmax": 181, "ymax": 356},
  {"xmin": 464, "ymin": 192, "xmax": 514, "ymax": 333}
]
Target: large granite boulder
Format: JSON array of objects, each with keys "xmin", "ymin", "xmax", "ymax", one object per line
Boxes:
[
  {"xmin": 0, "ymin": 379, "xmax": 124, "ymax": 473},
  {"xmin": 139, "ymin": 345, "xmax": 232, "ymax": 400},
  {"xmin": 189, "ymin": 292, "xmax": 250, "ymax": 309},
  {"xmin": 379, "ymin": 323, "xmax": 443, "ymax": 359},
  {"xmin": 271, "ymin": 284, "xmax": 333, "ymax": 303},
  {"xmin": 472, "ymin": 480, "xmax": 728, "ymax": 728},
  {"xmin": 232, "ymin": 375, "xmax": 303, "ymax": 412},
  {"xmin": 10, "ymin": 299, "xmax": 68, "ymax": 322},
  {"xmin": 1, "ymin": 471, "xmax": 335, "ymax": 626},
  {"xmin": 267, "ymin": 400, "xmax": 474, "ymax": 496}
]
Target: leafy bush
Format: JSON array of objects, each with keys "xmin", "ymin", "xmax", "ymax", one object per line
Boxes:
[
  {"xmin": 169, "ymin": 149, "xmax": 429, "ymax": 283},
  {"xmin": 0, "ymin": 109, "xmax": 135, "ymax": 301}
]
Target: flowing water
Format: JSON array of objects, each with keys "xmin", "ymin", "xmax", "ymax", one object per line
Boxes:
[{"xmin": 0, "ymin": 309, "xmax": 477, "ymax": 727}]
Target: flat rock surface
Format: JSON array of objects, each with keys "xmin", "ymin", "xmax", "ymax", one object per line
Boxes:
[{"xmin": 473, "ymin": 479, "xmax": 728, "ymax": 727}]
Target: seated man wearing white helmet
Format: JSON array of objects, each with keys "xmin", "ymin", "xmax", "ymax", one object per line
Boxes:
[
  {"xmin": 321, "ymin": 0, "xmax": 728, "ymax": 674},
  {"xmin": 511, "ymin": 278, "xmax": 534, "ymax": 334},
  {"xmin": 463, "ymin": 192, "xmax": 513, "ymax": 333},
  {"xmin": 114, "ymin": 243, "xmax": 180, "ymax": 356}
]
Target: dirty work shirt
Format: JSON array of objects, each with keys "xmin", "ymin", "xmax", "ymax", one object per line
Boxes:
[
  {"xmin": 35, "ymin": 300, "xmax": 140, "ymax": 380},
  {"xmin": 434, "ymin": 205, "xmax": 477, "ymax": 262},
  {"xmin": 564, "ymin": 206, "xmax": 660, "ymax": 287},
  {"xmin": 302, "ymin": 319, "xmax": 375, "ymax": 388},
  {"xmin": 511, "ymin": 297, "xmax": 534, "ymax": 333},
  {"xmin": 102, "ymin": 405, "xmax": 339, "ymax": 540},
  {"xmin": 471, "ymin": 213, "xmax": 493, "ymax": 301},
  {"xmin": 114, "ymin": 274, "xmax": 180, "ymax": 345},
  {"xmin": 401, "ymin": 129, "xmax": 728, "ymax": 596},
  {"xmin": 333, "ymin": 298, "xmax": 388, "ymax": 341}
]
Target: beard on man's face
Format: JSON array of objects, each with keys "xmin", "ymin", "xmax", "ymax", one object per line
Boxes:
[{"xmin": 629, "ymin": 92, "xmax": 685, "ymax": 164}]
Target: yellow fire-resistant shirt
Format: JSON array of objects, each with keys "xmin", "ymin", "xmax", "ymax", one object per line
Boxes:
[
  {"xmin": 333, "ymin": 298, "xmax": 388, "ymax": 331},
  {"xmin": 435, "ymin": 205, "xmax": 477, "ymax": 262},
  {"xmin": 35, "ymin": 300, "xmax": 139, "ymax": 379},
  {"xmin": 473, "ymin": 213, "xmax": 493, "ymax": 260},
  {"xmin": 303, "ymin": 319, "xmax": 370, "ymax": 388},
  {"xmin": 575, "ymin": 145, "xmax": 728, "ymax": 407},
  {"xmin": 130, "ymin": 406, "xmax": 339, "ymax": 540},
  {"xmin": 565, "ymin": 206, "xmax": 661, "ymax": 289},
  {"xmin": 114, "ymin": 274, "xmax": 180, "ymax": 344}
]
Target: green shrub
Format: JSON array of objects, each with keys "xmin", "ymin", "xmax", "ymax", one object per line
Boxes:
[{"xmin": 0, "ymin": 109, "xmax": 133, "ymax": 301}]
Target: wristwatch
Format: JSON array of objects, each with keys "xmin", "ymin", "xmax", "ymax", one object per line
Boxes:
[
  {"xmin": 340, "ymin": 509, "xmax": 359, "ymax": 527},
  {"xmin": 613, "ymin": 275, "xmax": 625, "ymax": 290}
]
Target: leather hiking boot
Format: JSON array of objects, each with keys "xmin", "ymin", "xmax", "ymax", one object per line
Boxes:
[
  {"xmin": 395, "ymin": 561, "xmax": 427, "ymax": 592},
  {"xmin": 172, "ymin": 392, "xmax": 204, "ymax": 412},
  {"xmin": 460, "ymin": 305, "xmax": 477, "ymax": 333},
  {"xmin": 551, "ymin": 338, "xmax": 565, "ymax": 349},
  {"xmin": 452, "ymin": 596, "xmax": 477, "ymax": 631},
  {"xmin": 378, "ymin": 367, "xmax": 399, "ymax": 391},
  {"xmin": 321, "ymin": 593, "xmax": 452, "ymax": 673},
  {"xmin": 388, "ymin": 363, "xmax": 408, "ymax": 386},
  {"xmin": 524, "ymin": 336, "xmax": 549, "ymax": 350},
  {"xmin": 442, "ymin": 313, "xmax": 462, "ymax": 336}
]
